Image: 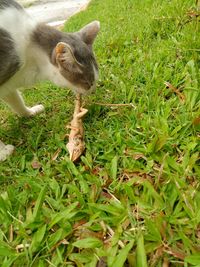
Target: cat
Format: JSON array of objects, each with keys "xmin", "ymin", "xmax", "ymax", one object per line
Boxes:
[{"xmin": 0, "ymin": 0, "xmax": 100, "ymax": 161}]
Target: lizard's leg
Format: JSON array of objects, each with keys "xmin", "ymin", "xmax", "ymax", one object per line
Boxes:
[
  {"xmin": 66, "ymin": 125, "xmax": 79, "ymax": 131},
  {"xmin": 76, "ymin": 108, "xmax": 88, "ymax": 119}
]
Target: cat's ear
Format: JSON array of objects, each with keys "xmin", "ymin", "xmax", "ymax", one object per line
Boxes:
[
  {"xmin": 78, "ymin": 21, "xmax": 100, "ymax": 47},
  {"xmin": 55, "ymin": 42, "xmax": 83, "ymax": 72}
]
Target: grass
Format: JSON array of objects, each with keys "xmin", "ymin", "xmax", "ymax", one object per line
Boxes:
[{"xmin": 0, "ymin": 0, "xmax": 200, "ymax": 266}]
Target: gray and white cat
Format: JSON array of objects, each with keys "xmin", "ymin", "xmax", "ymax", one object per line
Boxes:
[{"xmin": 0, "ymin": 0, "xmax": 100, "ymax": 161}]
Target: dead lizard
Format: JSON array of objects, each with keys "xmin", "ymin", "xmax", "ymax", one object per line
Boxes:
[{"xmin": 66, "ymin": 94, "xmax": 88, "ymax": 161}]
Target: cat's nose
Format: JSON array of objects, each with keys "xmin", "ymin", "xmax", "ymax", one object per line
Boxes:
[
  {"xmin": 90, "ymin": 83, "xmax": 96, "ymax": 92},
  {"xmin": 80, "ymin": 83, "xmax": 96, "ymax": 95}
]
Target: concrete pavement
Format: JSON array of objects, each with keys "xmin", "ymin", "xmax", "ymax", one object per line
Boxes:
[{"xmin": 17, "ymin": 0, "xmax": 90, "ymax": 26}]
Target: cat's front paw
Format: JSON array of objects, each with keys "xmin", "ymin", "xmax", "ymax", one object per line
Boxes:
[
  {"xmin": 0, "ymin": 143, "xmax": 15, "ymax": 161},
  {"xmin": 27, "ymin": 104, "xmax": 45, "ymax": 117}
]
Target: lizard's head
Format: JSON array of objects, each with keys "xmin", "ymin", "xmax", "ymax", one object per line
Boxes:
[{"xmin": 66, "ymin": 135, "xmax": 85, "ymax": 162}]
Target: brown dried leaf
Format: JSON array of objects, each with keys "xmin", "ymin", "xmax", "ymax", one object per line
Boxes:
[
  {"xmin": 122, "ymin": 171, "xmax": 154, "ymax": 183},
  {"xmin": 122, "ymin": 218, "xmax": 131, "ymax": 230},
  {"xmin": 50, "ymin": 238, "xmax": 69, "ymax": 252},
  {"xmin": 92, "ymin": 166, "xmax": 102, "ymax": 175},
  {"xmin": 187, "ymin": 9, "xmax": 200, "ymax": 18},
  {"xmin": 51, "ymin": 148, "xmax": 61, "ymax": 161},
  {"xmin": 31, "ymin": 160, "xmax": 42, "ymax": 169},
  {"xmin": 164, "ymin": 81, "xmax": 185, "ymax": 102},
  {"xmin": 101, "ymin": 191, "xmax": 113, "ymax": 200},
  {"xmin": 132, "ymin": 153, "xmax": 147, "ymax": 160},
  {"xmin": 150, "ymin": 245, "xmax": 164, "ymax": 266},
  {"xmin": 164, "ymin": 246, "xmax": 186, "ymax": 260},
  {"xmin": 193, "ymin": 117, "xmax": 200, "ymax": 126},
  {"xmin": 74, "ymin": 228, "xmax": 104, "ymax": 240},
  {"xmin": 96, "ymin": 257, "xmax": 107, "ymax": 267},
  {"xmin": 9, "ymin": 224, "xmax": 13, "ymax": 242},
  {"xmin": 73, "ymin": 219, "xmax": 87, "ymax": 229}
]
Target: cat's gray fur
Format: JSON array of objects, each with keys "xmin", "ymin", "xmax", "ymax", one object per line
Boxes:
[
  {"xmin": 0, "ymin": 0, "xmax": 22, "ymax": 10},
  {"xmin": 32, "ymin": 23, "xmax": 98, "ymax": 90},
  {"xmin": 0, "ymin": 28, "xmax": 21, "ymax": 86}
]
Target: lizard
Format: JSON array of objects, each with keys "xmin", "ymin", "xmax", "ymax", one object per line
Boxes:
[{"xmin": 66, "ymin": 94, "xmax": 88, "ymax": 161}]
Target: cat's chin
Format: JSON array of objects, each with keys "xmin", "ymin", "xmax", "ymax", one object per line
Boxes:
[
  {"xmin": 71, "ymin": 86, "xmax": 96, "ymax": 96},
  {"xmin": 64, "ymin": 79, "xmax": 96, "ymax": 96}
]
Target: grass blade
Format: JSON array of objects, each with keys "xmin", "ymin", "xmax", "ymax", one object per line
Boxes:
[
  {"xmin": 136, "ymin": 233, "xmax": 148, "ymax": 267},
  {"xmin": 110, "ymin": 240, "xmax": 134, "ymax": 267}
]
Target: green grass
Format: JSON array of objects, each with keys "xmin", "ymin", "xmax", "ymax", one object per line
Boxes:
[{"xmin": 0, "ymin": 0, "xmax": 200, "ymax": 266}]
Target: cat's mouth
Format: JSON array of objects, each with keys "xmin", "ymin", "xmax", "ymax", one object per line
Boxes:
[
  {"xmin": 72, "ymin": 84, "xmax": 96, "ymax": 96},
  {"xmin": 63, "ymin": 77, "xmax": 96, "ymax": 95}
]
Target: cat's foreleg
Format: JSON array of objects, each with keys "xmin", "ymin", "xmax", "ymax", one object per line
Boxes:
[
  {"xmin": 0, "ymin": 140, "xmax": 14, "ymax": 161},
  {"xmin": 1, "ymin": 90, "xmax": 44, "ymax": 117}
]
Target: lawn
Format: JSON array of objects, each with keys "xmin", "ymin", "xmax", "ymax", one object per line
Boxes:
[{"xmin": 0, "ymin": 0, "xmax": 200, "ymax": 266}]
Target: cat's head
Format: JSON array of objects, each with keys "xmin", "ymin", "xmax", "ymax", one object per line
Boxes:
[{"xmin": 54, "ymin": 21, "xmax": 100, "ymax": 95}]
